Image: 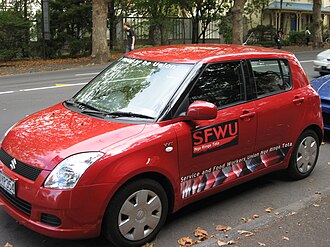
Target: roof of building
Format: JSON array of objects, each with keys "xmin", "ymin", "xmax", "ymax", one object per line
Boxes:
[
  {"xmin": 266, "ymin": 1, "xmax": 330, "ymax": 12},
  {"xmin": 126, "ymin": 44, "xmax": 294, "ymax": 63}
]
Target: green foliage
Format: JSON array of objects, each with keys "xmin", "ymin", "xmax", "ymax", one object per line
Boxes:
[
  {"xmin": 46, "ymin": 0, "xmax": 92, "ymax": 57},
  {"xmin": 218, "ymin": 15, "xmax": 232, "ymax": 44},
  {"xmin": 248, "ymin": 24, "xmax": 276, "ymax": 42},
  {"xmin": 288, "ymin": 31, "xmax": 306, "ymax": 45},
  {"xmin": 0, "ymin": 10, "xmax": 30, "ymax": 61}
]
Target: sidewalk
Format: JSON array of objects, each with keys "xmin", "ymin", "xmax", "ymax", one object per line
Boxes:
[
  {"xmin": 196, "ymin": 187, "xmax": 330, "ymax": 247},
  {"xmin": 0, "ymin": 45, "xmax": 328, "ymax": 76}
]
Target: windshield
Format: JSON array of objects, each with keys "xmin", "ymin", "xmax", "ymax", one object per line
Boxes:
[{"xmin": 73, "ymin": 57, "xmax": 193, "ymax": 119}]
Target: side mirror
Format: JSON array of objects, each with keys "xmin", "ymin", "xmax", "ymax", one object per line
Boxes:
[{"xmin": 185, "ymin": 101, "xmax": 217, "ymax": 120}]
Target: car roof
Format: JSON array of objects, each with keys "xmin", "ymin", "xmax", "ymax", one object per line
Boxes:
[{"xmin": 126, "ymin": 44, "xmax": 294, "ymax": 64}]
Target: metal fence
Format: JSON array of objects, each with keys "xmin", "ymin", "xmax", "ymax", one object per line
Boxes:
[{"xmin": 118, "ymin": 16, "xmax": 222, "ymax": 44}]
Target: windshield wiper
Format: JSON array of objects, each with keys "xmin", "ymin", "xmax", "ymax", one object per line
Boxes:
[
  {"xmin": 107, "ymin": 111, "xmax": 154, "ymax": 119},
  {"xmin": 65, "ymin": 100, "xmax": 109, "ymax": 117}
]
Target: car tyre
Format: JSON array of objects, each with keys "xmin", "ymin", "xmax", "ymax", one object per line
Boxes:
[
  {"xmin": 103, "ymin": 179, "xmax": 168, "ymax": 247},
  {"xmin": 319, "ymin": 72, "xmax": 328, "ymax": 76},
  {"xmin": 287, "ymin": 130, "xmax": 320, "ymax": 180}
]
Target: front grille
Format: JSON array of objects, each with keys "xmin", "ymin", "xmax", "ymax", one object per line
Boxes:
[
  {"xmin": 0, "ymin": 148, "xmax": 42, "ymax": 181},
  {"xmin": 41, "ymin": 213, "xmax": 61, "ymax": 227},
  {"xmin": 0, "ymin": 187, "xmax": 31, "ymax": 216}
]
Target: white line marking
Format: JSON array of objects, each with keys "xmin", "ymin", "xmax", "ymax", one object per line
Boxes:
[
  {"xmin": 0, "ymin": 82, "xmax": 87, "ymax": 95},
  {"xmin": 0, "ymin": 91, "xmax": 15, "ymax": 95},
  {"xmin": 299, "ymin": 60, "xmax": 314, "ymax": 63},
  {"xmin": 75, "ymin": 72, "xmax": 99, "ymax": 76}
]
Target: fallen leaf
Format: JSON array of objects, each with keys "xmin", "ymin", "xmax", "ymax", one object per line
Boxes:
[
  {"xmin": 227, "ymin": 240, "xmax": 236, "ymax": 245},
  {"xmin": 287, "ymin": 211, "xmax": 297, "ymax": 216},
  {"xmin": 253, "ymin": 214, "xmax": 260, "ymax": 219},
  {"xmin": 217, "ymin": 240, "xmax": 227, "ymax": 246},
  {"xmin": 282, "ymin": 236, "xmax": 290, "ymax": 241},
  {"xmin": 265, "ymin": 207, "xmax": 273, "ymax": 213},
  {"xmin": 194, "ymin": 227, "xmax": 209, "ymax": 241},
  {"xmin": 315, "ymin": 191, "xmax": 322, "ymax": 195},
  {"xmin": 238, "ymin": 230, "xmax": 254, "ymax": 237},
  {"xmin": 274, "ymin": 212, "xmax": 280, "ymax": 215},
  {"xmin": 241, "ymin": 217, "xmax": 252, "ymax": 223},
  {"xmin": 178, "ymin": 237, "xmax": 196, "ymax": 246},
  {"xmin": 4, "ymin": 243, "xmax": 13, "ymax": 247},
  {"xmin": 216, "ymin": 225, "xmax": 232, "ymax": 232},
  {"xmin": 142, "ymin": 244, "xmax": 154, "ymax": 247},
  {"xmin": 321, "ymin": 142, "xmax": 325, "ymax": 145},
  {"xmin": 328, "ymin": 162, "xmax": 330, "ymax": 165},
  {"xmin": 258, "ymin": 242, "xmax": 266, "ymax": 246},
  {"xmin": 313, "ymin": 204, "xmax": 320, "ymax": 207}
]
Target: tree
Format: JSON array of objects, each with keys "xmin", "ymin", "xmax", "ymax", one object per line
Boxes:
[
  {"xmin": 0, "ymin": 10, "xmax": 30, "ymax": 60},
  {"xmin": 91, "ymin": 0, "xmax": 110, "ymax": 63},
  {"xmin": 178, "ymin": 0, "xmax": 229, "ymax": 44},
  {"xmin": 232, "ymin": 0, "xmax": 247, "ymax": 44},
  {"xmin": 48, "ymin": 0, "xmax": 92, "ymax": 57},
  {"xmin": 134, "ymin": 0, "xmax": 177, "ymax": 45},
  {"xmin": 312, "ymin": 0, "xmax": 322, "ymax": 48}
]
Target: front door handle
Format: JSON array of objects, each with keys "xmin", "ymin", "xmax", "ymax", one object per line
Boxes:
[{"xmin": 240, "ymin": 111, "xmax": 256, "ymax": 120}]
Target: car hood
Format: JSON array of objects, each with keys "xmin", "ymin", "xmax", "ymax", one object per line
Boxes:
[
  {"xmin": 311, "ymin": 75, "xmax": 330, "ymax": 100},
  {"xmin": 316, "ymin": 49, "xmax": 330, "ymax": 60},
  {"xmin": 1, "ymin": 103, "xmax": 145, "ymax": 170}
]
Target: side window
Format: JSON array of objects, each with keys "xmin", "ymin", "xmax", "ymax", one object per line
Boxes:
[
  {"xmin": 250, "ymin": 59, "xmax": 291, "ymax": 97},
  {"xmin": 189, "ymin": 62, "xmax": 245, "ymax": 108}
]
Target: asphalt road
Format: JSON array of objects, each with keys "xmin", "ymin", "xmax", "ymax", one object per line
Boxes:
[{"xmin": 0, "ymin": 50, "xmax": 329, "ymax": 247}]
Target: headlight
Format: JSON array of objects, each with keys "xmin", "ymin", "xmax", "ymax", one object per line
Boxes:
[{"xmin": 44, "ymin": 152, "xmax": 104, "ymax": 189}]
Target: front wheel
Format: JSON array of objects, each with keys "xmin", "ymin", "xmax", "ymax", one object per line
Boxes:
[
  {"xmin": 287, "ymin": 130, "xmax": 320, "ymax": 180},
  {"xmin": 103, "ymin": 179, "xmax": 168, "ymax": 247}
]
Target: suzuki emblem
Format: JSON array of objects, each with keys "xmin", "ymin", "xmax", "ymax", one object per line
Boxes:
[{"xmin": 10, "ymin": 158, "xmax": 17, "ymax": 170}]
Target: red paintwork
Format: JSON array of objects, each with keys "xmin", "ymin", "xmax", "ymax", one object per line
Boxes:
[
  {"xmin": 0, "ymin": 44, "xmax": 324, "ymax": 240},
  {"xmin": 186, "ymin": 101, "xmax": 217, "ymax": 120}
]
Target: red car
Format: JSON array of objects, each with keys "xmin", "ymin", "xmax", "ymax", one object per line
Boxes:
[{"xmin": 0, "ymin": 45, "xmax": 324, "ymax": 247}]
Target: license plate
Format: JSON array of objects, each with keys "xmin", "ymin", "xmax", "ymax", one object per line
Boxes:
[{"xmin": 0, "ymin": 171, "xmax": 16, "ymax": 196}]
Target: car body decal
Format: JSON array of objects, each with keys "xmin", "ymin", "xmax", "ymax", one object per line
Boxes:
[
  {"xmin": 181, "ymin": 144, "xmax": 292, "ymax": 199},
  {"xmin": 192, "ymin": 119, "xmax": 239, "ymax": 157}
]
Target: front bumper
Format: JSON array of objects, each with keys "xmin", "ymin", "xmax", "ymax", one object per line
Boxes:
[
  {"xmin": 0, "ymin": 161, "xmax": 115, "ymax": 239},
  {"xmin": 313, "ymin": 60, "xmax": 330, "ymax": 74}
]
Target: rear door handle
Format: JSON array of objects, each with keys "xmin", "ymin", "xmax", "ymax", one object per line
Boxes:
[
  {"xmin": 293, "ymin": 96, "xmax": 305, "ymax": 105},
  {"xmin": 240, "ymin": 111, "xmax": 256, "ymax": 120}
]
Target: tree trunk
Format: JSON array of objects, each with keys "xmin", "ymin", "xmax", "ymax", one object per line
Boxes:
[
  {"xmin": 231, "ymin": 0, "xmax": 246, "ymax": 44},
  {"xmin": 312, "ymin": 0, "xmax": 323, "ymax": 48},
  {"xmin": 92, "ymin": 0, "xmax": 110, "ymax": 64}
]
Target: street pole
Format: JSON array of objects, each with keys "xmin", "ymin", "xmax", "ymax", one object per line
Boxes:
[{"xmin": 41, "ymin": 0, "xmax": 50, "ymax": 59}]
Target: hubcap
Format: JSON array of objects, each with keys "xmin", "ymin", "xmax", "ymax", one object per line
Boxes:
[
  {"xmin": 296, "ymin": 136, "xmax": 317, "ymax": 174},
  {"xmin": 118, "ymin": 189, "xmax": 162, "ymax": 241}
]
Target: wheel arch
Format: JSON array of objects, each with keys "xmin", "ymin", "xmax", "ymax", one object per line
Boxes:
[{"xmin": 302, "ymin": 124, "xmax": 323, "ymax": 145}]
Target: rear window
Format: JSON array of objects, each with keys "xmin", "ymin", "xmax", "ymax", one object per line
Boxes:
[{"xmin": 250, "ymin": 59, "xmax": 291, "ymax": 97}]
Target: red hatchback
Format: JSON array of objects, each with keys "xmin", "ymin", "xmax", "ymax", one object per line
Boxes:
[{"xmin": 0, "ymin": 45, "xmax": 323, "ymax": 246}]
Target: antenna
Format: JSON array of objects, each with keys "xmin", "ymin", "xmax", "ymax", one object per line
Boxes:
[{"xmin": 243, "ymin": 32, "xmax": 254, "ymax": 46}]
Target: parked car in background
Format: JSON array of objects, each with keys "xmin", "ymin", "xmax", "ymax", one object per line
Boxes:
[
  {"xmin": 311, "ymin": 75, "xmax": 330, "ymax": 130},
  {"xmin": 313, "ymin": 49, "xmax": 330, "ymax": 76},
  {"xmin": 0, "ymin": 45, "xmax": 324, "ymax": 247}
]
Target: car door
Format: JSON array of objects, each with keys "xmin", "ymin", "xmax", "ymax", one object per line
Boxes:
[
  {"xmin": 175, "ymin": 61, "xmax": 257, "ymax": 202},
  {"xmin": 249, "ymin": 59, "xmax": 298, "ymax": 168}
]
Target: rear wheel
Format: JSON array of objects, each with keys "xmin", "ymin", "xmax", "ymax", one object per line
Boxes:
[
  {"xmin": 103, "ymin": 179, "xmax": 168, "ymax": 247},
  {"xmin": 287, "ymin": 130, "xmax": 320, "ymax": 180},
  {"xmin": 319, "ymin": 72, "xmax": 328, "ymax": 76}
]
